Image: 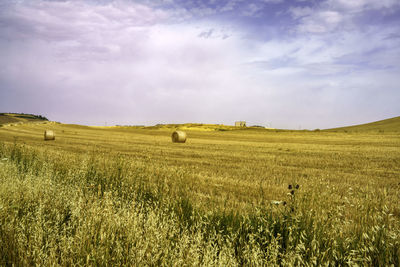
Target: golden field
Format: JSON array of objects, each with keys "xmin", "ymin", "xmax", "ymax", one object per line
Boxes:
[{"xmin": 0, "ymin": 117, "xmax": 399, "ymax": 265}]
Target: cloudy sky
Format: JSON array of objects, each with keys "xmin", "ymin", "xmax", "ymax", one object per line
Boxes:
[{"xmin": 0, "ymin": 0, "xmax": 399, "ymax": 128}]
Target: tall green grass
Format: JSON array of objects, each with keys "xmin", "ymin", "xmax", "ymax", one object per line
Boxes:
[{"xmin": 0, "ymin": 143, "xmax": 399, "ymax": 265}]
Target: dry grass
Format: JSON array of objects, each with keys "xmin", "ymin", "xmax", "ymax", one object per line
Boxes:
[{"xmin": 0, "ymin": 122, "xmax": 399, "ymax": 265}]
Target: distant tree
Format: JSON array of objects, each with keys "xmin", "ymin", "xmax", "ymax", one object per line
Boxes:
[{"xmin": 36, "ymin": 115, "xmax": 49, "ymax": 121}]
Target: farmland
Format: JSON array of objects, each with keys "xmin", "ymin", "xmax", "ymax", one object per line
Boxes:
[{"xmin": 0, "ymin": 118, "xmax": 399, "ymax": 265}]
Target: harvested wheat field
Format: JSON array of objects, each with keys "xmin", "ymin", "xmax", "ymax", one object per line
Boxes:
[{"xmin": 0, "ymin": 117, "xmax": 399, "ymax": 265}]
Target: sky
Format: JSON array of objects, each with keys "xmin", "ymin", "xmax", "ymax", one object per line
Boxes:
[{"xmin": 0, "ymin": 0, "xmax": 399, "ymax": 129}]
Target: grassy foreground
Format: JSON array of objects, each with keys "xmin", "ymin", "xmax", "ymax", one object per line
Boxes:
[{"xmin": 0, "ymin": 122, "xmax": 399, "ymax": 265}]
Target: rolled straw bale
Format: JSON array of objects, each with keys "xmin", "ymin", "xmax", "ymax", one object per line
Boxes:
[
  {"xmin": 171, "ymin": 131, "xmax": 187, "ymax": 143},
  {"xmin": 44, "ymin": 130, "xmax": 55, "ymax": 141}
]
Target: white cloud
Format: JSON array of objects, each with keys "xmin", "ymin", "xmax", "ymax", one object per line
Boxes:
[
  {"xmin": 288, "ymin": 6, "xmax": 312, "ymax": 19},
  {"xmin": 261, "ymin": 0, "xmax": 284, "ymax": 3},
  {"xmin": 220, "ymin": 0, "xmax": 239, "ymax": 12},
  {"xmin": 0, "ymin": 0, "xmax": 261, "ymax": 125},
  {"xmin": 241, "ymin": 3, "xmax": 263, "ymax": 17},
  {"xmin": 0, "ymin": 0, "xmax": 399, "ymax": 128},
  {"xmin": 290, "ymin": 0, "xmax": 400, "ymax": 34},
  {"xmin": 327, "ymin": 0, "xmax": 400, "ymax": 12}
]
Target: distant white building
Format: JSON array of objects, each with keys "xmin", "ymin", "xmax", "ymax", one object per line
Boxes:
[{"xmin": 235, "ymin": 121, "xmax": 246, "ymax": 127}]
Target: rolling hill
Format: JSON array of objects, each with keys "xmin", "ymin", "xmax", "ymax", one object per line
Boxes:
[
  {"xmin": 2, "ymin": 112, "xmax": 399, "ymax": 133},
  {"xmin": 0, "ymin": 113, "xmax": 48, "ymax": 125},
  {"xmin": 325, "ymin": 116, "xmax": 400, "ymax": 132}
]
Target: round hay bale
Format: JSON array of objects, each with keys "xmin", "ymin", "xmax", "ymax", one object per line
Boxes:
[
  {"xmin": 171, "ymin": 131, "xmax": 186, "ymax": 143},
  {"xmin": 44, "ymin": 130, "xmax": 55, "ymax": 141}
]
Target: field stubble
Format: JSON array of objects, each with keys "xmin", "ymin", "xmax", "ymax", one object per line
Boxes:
[{"xmin": 0, "ymin": 123, "xmax": 399, "ymax": 265}]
